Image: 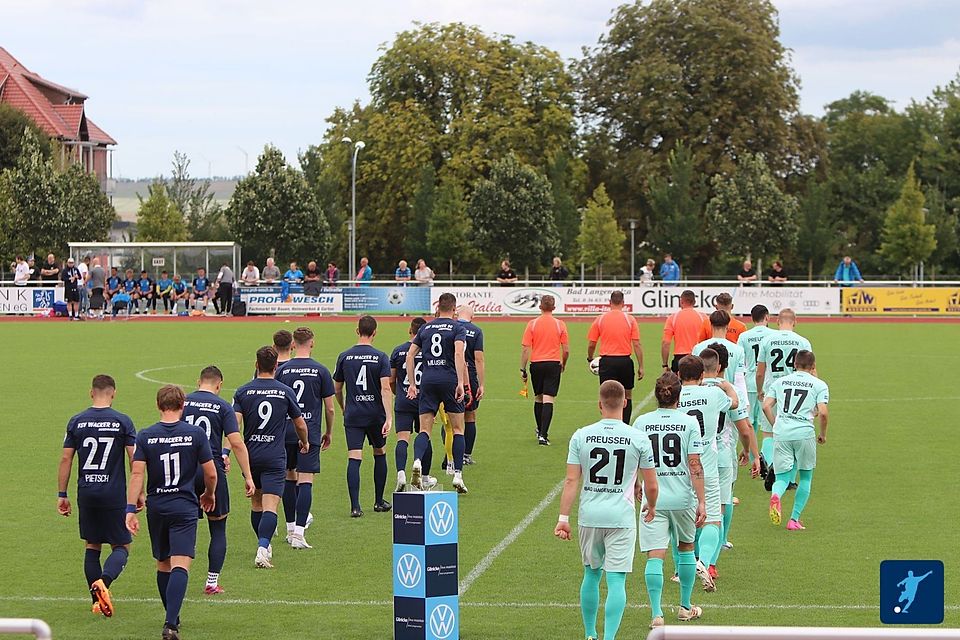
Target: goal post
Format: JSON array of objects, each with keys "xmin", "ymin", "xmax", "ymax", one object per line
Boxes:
[{"xmin": 0, "ymin": 619, "xmax": 52, "ymax": 639}]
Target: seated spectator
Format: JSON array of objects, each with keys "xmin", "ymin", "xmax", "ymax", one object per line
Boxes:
[
  {"xmin": 325, "ymin": 262, "xmax": 340, "ymax": 286},
  {"xmin": 833, "ymin": 256, "xmax": 864, "ymax": 286},
  {"xmin": 156, "ymin": 271, "xmax": 174, "ymax": 313},
  {"xmin": 284, "ymin": 261, "xmax": 304, "ymax": 283},
  {"xmin": 190, "ymin": 267, "xmax": 213, "ymax": 311},
  {"xmin": 170, "ymin": 274, "xmax": 188, "ymax": 314},
  {"xmin": 262, "ymin": 257, "xmax": 281, "ymax": 283},
  {"xmin": 241, "ymin": 260, "xmax": 260, "ymax": 286},
  {"xmin": 304, "ymin": 260, "xmax": 323, "ymax": 296},
  {"xmin": 496, "ymin": 259, "xmax": 517, "ymax": 286},
  {"xmin": 395, "ymin": 260, "xmax": 412, "ymax": 285},
  {"xmin": 122, "ymin": 269, "xmax": 138, "ymax": 309},
  {"xmin": 137, "ymin": 270, "xmax": 156, "ymax": 314},
  {"xmin": 659, "ymin": 253, "xmax": 680, "ymax": 283},
  {"xmin": 737, "ymin": 260, "xmax": 757, "ymax": 286},
  {"xmin": 767, "ymin": 260, "xmax": 788, "ymax": 286},
  {"xmin": 356, "ymin": 257, "xmax": 373, "ymax": 286},
  {"xmin": 414, "ymin": 259, "xmax": 434, "ymax": 286},
  {"xmin": 549, "ymin": 257, "xmax": 569, "ymax": 286},
  {"xmin": 639, "ymin": 259, "xmax": 656, "ymax": 286},
  {"xmin": 106, "ymin": 267, "xmax": 121, "ymax": 302}
]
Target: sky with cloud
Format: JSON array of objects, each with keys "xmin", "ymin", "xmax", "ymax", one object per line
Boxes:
[{"xmin": 3, "ymin": 0, "xmax": 958, "ymax": 178}]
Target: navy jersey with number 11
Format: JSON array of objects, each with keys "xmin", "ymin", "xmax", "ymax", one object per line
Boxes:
[
  {"xmin": 134, "ymin": 421, "xmax": 213, "ymax": 517},
  {"xmin": 413, "ymin": 318, "xmax": 466, "ymax": 385}
]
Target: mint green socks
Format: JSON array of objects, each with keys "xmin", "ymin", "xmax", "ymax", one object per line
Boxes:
[
  {"xmin": 761, "ymin": 436, "xmax": 775, "ymax": 464},
  {"xmin": 580, "ymin": 566, "xmax": 602, "ymax": 639},
  {"xmin": 644, "ymin": 558, "xmax": 664, "ymax": 618},
  {"xmin": 604, "ymin": 571, "xmax": 627, "ymax": 639},
  {"xmin": 791, "ymin": 469, "xmax": 814, "ymax": 520},
  {"xmin": 699, "ymin": 523, "xmax": 721, "ymax": 572},
  {"xmin": 772, "ymin": 470, "xmax": 791, "ymax": 498},
  {"xmin": 677, "ymin": 550, "xmax": 696, "ymax": 609}
]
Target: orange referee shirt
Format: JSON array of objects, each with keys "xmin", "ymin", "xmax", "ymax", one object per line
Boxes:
[
  {"xmin": 522, "ymin": 314, "xmax": 569, "ymax": 362},
  {"xmin": 587, "ymin": 309, "xmax": 639, "ymax": 356},
  {"xmin": 697, "ymin": 315, "xmax": 747, "ymax": 344},
  {"xmin": 662, "ymin": 307, "xmax": 704, "ymax": 355}
]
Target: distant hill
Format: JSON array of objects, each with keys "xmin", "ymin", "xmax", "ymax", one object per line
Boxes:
[{"xmin": 111, "ymin": 178, "xmax": 238, "ymax": 222}]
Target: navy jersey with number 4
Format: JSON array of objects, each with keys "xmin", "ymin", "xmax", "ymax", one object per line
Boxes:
[
  {"xmin": 390, "ymin": 341, "xmax": 422, "ymax": 414},
  {"xmin": 275, "ymin": 358, "xmax": 335, "ymax": 445},
  {"xmin": 233, "ymin": 378, "xmax": 302, "ymax": 467},
  {"xmin": 181, "ymin": 390, "xmax": 239, "ymax": 465},
  {"xmin": 134, "ymin": 421, "xmax": 213, "ymax": 517},
  {"xmin": 413, "ymin": 318, "xmax": 466, "ymax": 385},
  {"xmin": 334, "ymin": 345, "xmax": 390, "ymax": 427},
  {"xmin": 63, "ymin": 407, "xmax": 137, "ymax": 508}
]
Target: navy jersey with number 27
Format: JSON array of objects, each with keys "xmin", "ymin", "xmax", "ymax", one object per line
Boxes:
[{"xmin": 63, "ymin": 407, "xmax": 137, "ymax": 508}]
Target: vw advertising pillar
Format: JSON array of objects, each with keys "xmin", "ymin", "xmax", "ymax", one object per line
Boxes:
[{"xmin": 393, "ymin": 492, "xmax": 459, "ymax": 640}]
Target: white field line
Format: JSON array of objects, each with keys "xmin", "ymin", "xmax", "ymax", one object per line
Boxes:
[
  {"xmin": 5, "ymin": 595, "xmax": 953, "ymax": 612},
  {"xmin": 458, "ymin": 389, "xmax": 657, "ymax": 595}
]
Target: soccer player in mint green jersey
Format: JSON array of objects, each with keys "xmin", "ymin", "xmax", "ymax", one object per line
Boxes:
[
  {"xmin": 737, "ymin": 304, "xmax": 775, "ymax": 468},
  {"xmin": 692, "ymin": 311, "xmax": 747, "ymax": 394},
  {"xmin": 762, "ymin": 350, "xmax": 828, "ymax": 531},
  {"xmin": 755, "ymin": 309, "xmax": 812, "ymax": 487},
  {"xmin": 632, "ymin": 373, "xmax": 706, "ymax": 629},
  {"xmin": 556, "ymin": 380, "xmax": 658, "ymax": 640},
  {"xmin": 677, "ymin": 354, "xmax": 736, "ymax": 593}
]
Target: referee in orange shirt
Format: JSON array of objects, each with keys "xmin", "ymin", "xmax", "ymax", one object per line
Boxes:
[
  {"xmin": 586, "ymin": 291, "xmax": 643, "ymax": 423},
  {"xmin": 661, "ymin": 289, "xmax": 705, "ymax": 373},
  {"xmin": 696, "ymin": 292, "xmax": 746, "ymax": 343},
  {"xmin": 520, "ymin": 295, "xmax": 569, "ymax": 445}
]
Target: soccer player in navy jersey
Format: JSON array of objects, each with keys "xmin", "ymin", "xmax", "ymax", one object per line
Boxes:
[
  {"xmin": 137, "ymin": 270, "xmax": 155, "ymax": 314},
  {"xmin": 190, "ymin": 268, "xmax": 212, "ymax": 312},
  {"xmin": 234, "ymin": 346, "xmax": 308, "ymax": 568},
  {"xmin": 456, "ymin": 305, "xmax": 485, "ymax": 466},
  {"xmin": 406, "ymin": 293, "xmax": 469, "ymax": 493},
  {"xmin": 275, "ymin": 327, "xmax": 335, "ymax": 548},
  {"xmin": 182, "ymin": 366, "xmax": 255, "ymax": 594},
  {"xmin": 334, "ymin": 315, "xmax": 393, "ymax": 517},
  {"xmin": 126, "ymin": 385, "xmax": 217, "ymax": 640},
  {"xmin": 58, "ymin": 375, "xmax": 138, "ymax": 618}
]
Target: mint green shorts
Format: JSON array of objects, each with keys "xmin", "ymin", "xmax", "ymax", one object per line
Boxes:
[
  {"xmin": 774, "ymin": 437, "xmax": 816, "ymax": 473},
  {"xmin": 579, "ymin": 526, "xmax": 637, "ymax": 573},
  {"xmin": 704, "ymin": 474, "xmax": 721, "ymax": 522},
  {"xmin": 748, "ymin": 390, "xmax": 761, "ymax": 428},
  {"xmin": 719, "ymin": 465, "xmax": 735, "ymax": 504},
  {"xmin": 639, "ymin": 508, "xmax": 696, "ymax": 551}
]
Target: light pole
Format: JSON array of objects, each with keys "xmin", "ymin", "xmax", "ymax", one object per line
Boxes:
[
  {"xmin": 342, "ymin": 137, "xmax": 365, "ymax": 279},
  {"xmin": 237, "ymin": 146, "xmax": 249, "ymax": 174},
  {"xmin": 627, "ymin": 219, "xmax": 639, "ymax": 281}
]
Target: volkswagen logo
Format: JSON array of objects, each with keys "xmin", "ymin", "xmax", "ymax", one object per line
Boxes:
[
  {"xmin": 428, "ymin": 501, "xmax": 454, "ymax": 537},
  {"xmin": 429, "ymin": 604, "xmax": 456, "ymax": 639},
  {"xmin": 396, "ymin": 553, "xmax": 422, "ymax": 589}
]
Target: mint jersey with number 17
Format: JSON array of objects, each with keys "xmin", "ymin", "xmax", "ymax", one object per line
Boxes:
[
  {"xmin": 769, "ymin": 371, "xmax": 829, "ymax": 441},
  {"xmin": 738, "ymin": 325, "xmax": 775, "ymax": 393},
  {"xmin": 631, "ymin": 409, "xmax": 703, "ymax": 511},
  {"xmin": 567, "ymin": 419, "xmax": 654, "ymax": 528},
  {"xmin": 758, "ymin": 330, "xmax": 812, "ymax": 392}
]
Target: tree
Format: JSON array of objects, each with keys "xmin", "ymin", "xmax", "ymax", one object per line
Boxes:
[
  {"xmin": 467, "ymin": 155, "xmax": 558, "ymax": 272},
  {"xmin": 165, "ymin": 151, "xmax": 229, "ymax": 241},
  {"xmin": 706, "ymin": 153, "xmax": 800, "ymax": 265},
  {"xmin": 0, "ymin": 103, "xmax": 51, "ymax": 171},
  {"xmin": 227, "ymin": 145, "xmax": 330, "ymax": 263},
  {"xmin": 922, "ymin": 186, "xmax": 959, "ymax": 275},
  {"xmin": 547, "ymin": 152, "xmax": 586, "ymax": 260},
  {"xmin": 58, "ymin": 163, "xmax": 116, "ymax": 247},
  {"xmin": 406, "ymin": 164, "xmax": 437, "ymax": 264},
  {"xmin": 135, "ymin": 181, "xmax": 188, "ymax": 242},
  {"xmin": 795, "ymin": 181, "xmax": 837, "ymax": 278},
  {"xmin": 427, "ymin": 183, "xmax": 474, "ymax": 277},
  {"xmin": 879, "ymin": 163, "xmax": 936, "ymax": 274},
  {"xmin": 645, "ymin": 142, "xmax": 707, "ymax": 265},
  {"xmin": 577, "ymin": 184, "xmax": 624, "ymax": 277}
]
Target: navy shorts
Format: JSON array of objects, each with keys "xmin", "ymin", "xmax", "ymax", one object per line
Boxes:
[
  {"xmin": 345, "ymin": 424, "xmax": 386, "ymax": 451},
  {"xmin": 419, "ymin": 381, "xmax": 464, "ymax": 415},
  {"xmin": 250, "ymin": 465, "xmax": 286, "ymax": 496},
  {"xmin": 195, "ymin": 466, "xmax": 229, "ymax": 519},
  {"xmin": 297, "ymin": 444, "xmax": 321, "ymax": 474},
  {"xmin": 285, "ymin": 442, "xmax": 300, "ymax": 471},
  {"xmin": 79, "ymin": 505, "xmax": 132, "ymax": 546},
  {"xmin": 465, "ymin": 373, "xmax": 481, "ymax": 412},
  {"xmin": 395, "ymin": 411, "xmax": 420, "ymax": 433},
  {"xmin": 147, "ymin": 511, "xmax": 197, "ymax": 560}
]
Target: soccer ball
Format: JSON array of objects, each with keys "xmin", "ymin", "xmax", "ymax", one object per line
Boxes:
[
  {"xmin": 387, "ymin": 290, "xmax": 405, "ymax": 305},
  {"xmin": 589, "ymin": 357, "xmax": 601, "ymax": 375}
]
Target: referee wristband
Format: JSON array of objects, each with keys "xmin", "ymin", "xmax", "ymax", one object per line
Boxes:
[
  {"xmin": 125, "ymin": 504, "xmax": 137, "ymax": 514},
  {"xmin": 57, "ymin": 491, "xmax": 68, "ymax": 498},
  {"xmin": 558, "ymin": 514, "xmax": 569, "ymax": 523}
]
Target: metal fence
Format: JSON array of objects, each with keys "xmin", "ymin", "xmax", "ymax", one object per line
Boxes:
[{"xmin": 66, "ymin": 242, "xmax": 240, "ymax": 279}]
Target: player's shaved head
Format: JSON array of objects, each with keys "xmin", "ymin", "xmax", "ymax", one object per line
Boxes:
[
  {"xmin": 410, "ymin": 316, "xmax": 426, "ymax": 336},
  {"xmin": 293, "ymin": 327, "xmax": 314, "ymax": 346},
  {"xmin": 751, "ymin": 304, "xmax": 769, "ymax": 323},
  {"xmin": 795, "ymin": 349, "xmax": 816, "ymax": 371},
  {"xmin": 157, "ymin": 384, "xmax": 185, "ymax": 412},
  {"xmin": 699, "ymin": 348, "xmax": 720, "ymax": 375},
  {"xmin": 707, "ymin": 342, "xmax": 729, "ymax": 372},
  {"xmin": 457, "ymin": 305, "xmax": 474, "ymax": 322},
  {"xmin": 680, "ymin": 290, "xmax": 696, "ymax": 306},
  {"xmin": 677, "ymin": 355, "xmax": 704, "ymax": 382},
  {"xmin": 709, "ymin": 310, "xmax": 731, "ymax": 328},
  {"xmin": 599, "ymin": 380, "xmax": 626, "ymax": 412},
  {"xmin": 437, "ymin": 293, "xmax": 456, "ymax": 313},
  {"xmin": 654, "ymin": 372, "xmax": 682, "ymax": 408},
  {"xmin": 540, "ymin": 294, "xmax": 556, "ymax": 312},
  {"xmin": 715, "ymin": 292, "xmax": 733, "ymax": 310},
  {"xmin": 256, "ymin": 346, "xmax": 279, "ymax": 374},
  {"xmin": 91, "ymin": 374, "xmax": 116, "ymax": 392},
  {"xmin": 273, "ymin": 330, "xmax": 293, "ymax": 350},
  {"xmin": 357, "ymin": 315, "xmax": 377, "ymax": 337},
  {"xmin": 610, "ymin": 290, "xmax": 625, "ymax": 306},
  {"xmin": 778, "ymin": 308, "xmax": 797, "ymax": 326},
  {"xmin": 199, "ymin": 365, "xmax": 223, "ymax": 383}
]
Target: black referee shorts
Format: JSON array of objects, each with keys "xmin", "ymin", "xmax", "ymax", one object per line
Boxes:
[
  {"xmin": 598, "ymin": 355, "xmax": 635, "ymax": 390},
  {"xmin": 671, "ymin": 353, "xmax": 689, "ymax": 373},
  {"xmin": 530, "ymin": 361, "xmax": 562, "ymax": 397}
]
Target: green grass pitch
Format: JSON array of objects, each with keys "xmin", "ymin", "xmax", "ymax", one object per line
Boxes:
[{"xmin": 1, "ymin": 318, "xmax": 957, "ymax": 638}]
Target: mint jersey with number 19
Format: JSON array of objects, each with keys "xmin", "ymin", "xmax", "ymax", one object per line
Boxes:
[
  {"xmin": 232, "ymin": 378, "xmax": 302, "ymax": 467},
  {"xmin": 63, "ymin": 407, "xmax": 137, "ymax": 508},
  {"xmin": 677, "ymin": 385, "xmax": 731, "ymax": 477},
  {"xmin": 413, "ymin": 318, "xmax": 466, "ymax": 385},
  {"xmin": 566, "ymin": 419, "xmax": 654, "ymax": 528},
  {"xmin": 758, "ymin": 330, "xmax": 812, "ymax": 391},
  {"xmin": 738, "ymin": 325, "xmax": 775, "ymax": 393},
  {"xmin": 769, "ymin": 371, "xmax": 829, "ymax": 441},
  {"xmin": 182, "ymin": 390, "xmax": 238, "ymax": 464},
  {"xmin": 631, "ymin": 409, "xmax": 703, "ymax": 511}
]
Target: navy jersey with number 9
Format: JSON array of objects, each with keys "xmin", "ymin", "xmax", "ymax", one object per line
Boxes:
[{"xmin": 232, "ymin": 378, "xmax": 302, "ymax": 467}]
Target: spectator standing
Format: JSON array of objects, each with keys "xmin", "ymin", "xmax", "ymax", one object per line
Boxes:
[
  {"xmin": 304, "ymin": 260, "xmax": 323, "ymax": 296},
  {"xmin": 88, "ymin": 258, "xmax": 106, "ymax": 319},
  {"xmin": 62, "ymin": 257, "xmax": 82, "ymax": 320},
  {"xmin": 767, "ymin": 261, "xmax": 788, "ymax": 286},
  {"xmin": 284, "ymin": 262, "xmax": 304, "ymax": 283},
  {"xmin": 737, "ymin": 260, "xmax": 757, "ymax": 286},
  {"xmin": 395, "ymin": 260, "xmax": 412, "ymax": 286},
  {"xmin": 833, "ymin": 256, "xmax": 863, "ymax": 286},
  {"xmin": 26, "ymin": 257, "xmax": 37, "ymax": 283},
  {"xmin": 40, "ymin": 253, "xmax": 60, "ymax": 283},
  {"xmin": 355, "ymin": 257, "xmax": 372, "ymax": 286},
  {"xmin": 14, "ymin": 256, "xmax": 30, "ymax": 286},
  {"xmin": 548, "ymin": 257, "xmax": 569, "ymax": 287},
  {"xmin": 414, "ymin": 259, "xmax": 434, "ymax": 286},
  {"xmin": 262, "ymin": 258, "xmax": 281, "ymax": 283},
  {"xmin": 241, "ymin": 261, "xmax": 260, "ymax": 286},
  {"xmin": 661, "ymin": 289, "xmax": 705, "ymax": 373},
  {"xmin": 214, "ymin": 262, "xmax": 235, "ymax": 316},
  {"xmin": 639, "ymin": 259, "xmax": 656, "ymax": 286},
  {"xmin": 325, "ymin": 262, "xmax": 340, "ymax": 286},
  {"xmin": 659, "ymin": 253, "xmax": 680, "ymax": 284},
  {"xmin": 77, "ymin": 255, "xmax": 91, "ymax": 315},
  {"xmin": 496, "ymin": 260, "xmax": 518, "ymax": 286}
]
